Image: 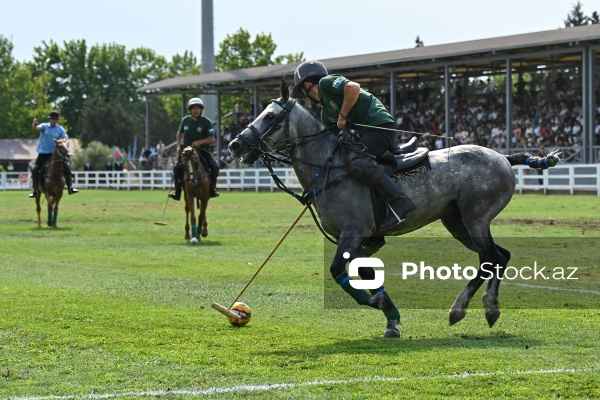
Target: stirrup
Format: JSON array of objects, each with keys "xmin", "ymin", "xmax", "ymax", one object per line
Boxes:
[
  {"xmin": 168, "ymin": 192, "xmax": 180, "ymax": 201},
  {"xmin": 29, "ymin": 191, "xmax": 38, "ymax": 198},
  {"xmin": 68, "ymin": 187, "xmax": 79, "ymax": 195},
  {"xmin": 210, "ymin": 189, "xmax": 220, "ymax": 198}
]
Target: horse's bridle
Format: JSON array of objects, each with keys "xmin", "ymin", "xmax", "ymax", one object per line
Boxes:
[
  {"xmin": 181, "ymin": 147, "xmax": 205, "ymax": 184},
  {"xmin": 237, "ymin": 98, "xmax": 345, "ymax": 245},
  {"xmin": 238, "ymin": 98, "xmax": 297, "ymax": 158},
  {"xmin": 240, "ymin": 98, "xmax": 335, "ymax": 160},
  {"xmin": 49, "ymin": 140, "xmax": 69, "ymax": 165}
]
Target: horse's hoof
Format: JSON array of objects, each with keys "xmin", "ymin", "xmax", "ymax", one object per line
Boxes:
[
  {"xmin": 449, "ymin": 308, "xmax": 466, "ymax": 325},
  {"xmin": 365, "ymin": 291, "xmax": 393, "ymax": 311},
  {"xmin": 383, "ymin": 319, "xmax": 400, "ymax": 338},
  {"xmin": 189, "ymin": 237, "xmax": 199, "ymax": 245},
  {"xmin": 485, "ymin": 308, "xmax": 501, "ymax": 327},
  {"xmin": 185, "ymin": 235, "xmax": 191, "ymax": 240},
  {"xmin": 201, "ymin": 231, "xmax": 208, "ymax": 238}
]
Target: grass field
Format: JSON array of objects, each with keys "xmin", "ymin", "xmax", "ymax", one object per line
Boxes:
[{"xmin": 0, "ymin": 190, "xmax": 599, "ymax": 399}]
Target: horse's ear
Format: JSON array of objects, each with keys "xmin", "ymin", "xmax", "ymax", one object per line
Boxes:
[{"xmin": 280, "ymin": 79, "xmax": 289, "ymax": 101}]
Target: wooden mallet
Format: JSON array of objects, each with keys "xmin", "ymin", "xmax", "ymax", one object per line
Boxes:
[
  {"xmin": 211, "ymin": 302, "xmax": 242, "ymax": 319},
  {"xmin": 211, "ymin": 205, "xmax": 309, "ymax": 319}
]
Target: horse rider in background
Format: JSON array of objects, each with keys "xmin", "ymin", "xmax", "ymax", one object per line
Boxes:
[
  {"xmin": 293, "ymin": 60, "xmax": 413, "ymax": 230},
  {"xmin": 29, "ymin": 111, "xmax": 78, "ymax": 198},
  {"xmin": 169, "ymin": 97, "xmax": 220, "ymax": 200}
]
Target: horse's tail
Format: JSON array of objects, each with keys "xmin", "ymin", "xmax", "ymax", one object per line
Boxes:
[{"xmin": 505, "ymin": 149, "xmax": 561, "ymax": 170}]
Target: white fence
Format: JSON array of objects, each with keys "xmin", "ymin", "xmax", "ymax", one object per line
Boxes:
[{"xmin": 1, "ymin": 165, "xmax": 599, "ymax": 195}]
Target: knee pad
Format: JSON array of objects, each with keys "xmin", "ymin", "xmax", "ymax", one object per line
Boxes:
[{"xmin": 346, "ymin": 153, "xmax": 384, "ymax": 186}]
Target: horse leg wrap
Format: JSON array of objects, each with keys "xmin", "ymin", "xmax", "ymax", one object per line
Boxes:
[
  {"xmin": 334, "ymin": 272, "xmax": 371, "ymax": 305},
  {"xmin": 525, "ymin": 155, "xmax": 549, "ymax": 169},
  {"xmin": 365, "ymin": 289, "xmax": 400, "ymax": 320},
  {"xmin": 191, "ymin": 225, "xmax": 198, "ymax": 239},
  {"xmin": 346, "ymin": 153, "xmax": 384, "ymax": 186}
]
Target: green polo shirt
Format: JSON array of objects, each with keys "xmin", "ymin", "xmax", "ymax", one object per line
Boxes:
[
  {"xmin": 318, "ymin": 74, "xmax": 394, "ymax": 133},
  {"xmin": 178, "ymin": 115, "xmax": 215, "ymax": 152}
]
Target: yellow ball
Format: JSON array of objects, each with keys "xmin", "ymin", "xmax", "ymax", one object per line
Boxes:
[{"xmin": 228, "ymin": 302, "xmax": 252, "ymax": 327}]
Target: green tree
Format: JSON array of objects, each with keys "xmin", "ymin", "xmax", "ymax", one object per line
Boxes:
[
  {"xmin": 215, "ymin": 28, "xmax": 304, "ymax": 116},
  {"xmin": 0, "ymin": 35, "xmax": 51, "ymax": 139},
  {"xmin": 274, "ymin": 52, "xmax": 305, "ymax": 65},
  {"xmin": 70, "ymin": 140, "xmax": 113, "ymax": 171},
  {"xmin": 564, "ymin": 1, "xmax": 596, "ymax": 27},
  {"xmin": 79, "ymin": 94, "xmax": 143, "ymax": 149},
  {"xmin": 0, "ymin": 35, "xmax": 17, "ymax": 137},
  {"xmin": 215, "ymin": 28, "xmax": 303, "ymax": 71}
]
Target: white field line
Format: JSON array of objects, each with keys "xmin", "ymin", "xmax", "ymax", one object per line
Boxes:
[
  {"xmin": 11, "ymin": 367, "xmax": 599, "ymax": 399},
  {"xmin": 503, "ymin": 282, "xmax": 600, "ymax": 295}
]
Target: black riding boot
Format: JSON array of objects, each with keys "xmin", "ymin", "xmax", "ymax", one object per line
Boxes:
[
  {"xmin": 168, "ymin": 164, "xmax": 183, "ymax": 201},
  {"xmin": 29, "ymin": 166, "xmax": 40, "ymax": 198},
  {"xmin": 210, "ymin": 176, "xmax": 220, "ymax": 198},
  {"xmin": 209, "ymin": 159, "xmax": 220, "ymax": 198},
  {"xmin": 64, "ymin": 163, "xmax": 79, "ymax": 195},
  {"xmin": 169, "ymin": 180, "xmax": 182, "ymax": 201},
  {"xmin": 376, "ymin": 174, "xmax": 414, "ymax": 231}
]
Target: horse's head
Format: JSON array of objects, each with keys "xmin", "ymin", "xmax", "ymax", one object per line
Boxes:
[
  {"xmin": 229, "ymin": 81, "xmax": 296, "ymax": 165},
  {"xmin": 181, "ymin": 145, "xmax": 204, "ymax": 173},
  {"xmin": 53, "ymin": 138, "xmax": 70, "ymax": 161},
  {"xmin": 181, "ymin": 146, "xmax": 196, "ymax": 160}
]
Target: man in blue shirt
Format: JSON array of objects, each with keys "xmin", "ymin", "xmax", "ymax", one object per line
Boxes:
[{"xmin": 29, "ymin": 111, "xmax": 78, "ymax": 198}]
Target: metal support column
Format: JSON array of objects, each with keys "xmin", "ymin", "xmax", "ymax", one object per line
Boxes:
[
  {"xmin": 389, "ymin": 71, "xmax": 396, "ymax": 125},
  {"xmin": 253, "ymin": 85, "xmax": 260, "ymax": 118},
  {"xmin": 145, "ymin": 98, "xmax": 150, "ymax": 149},
  {"xmin": 444, "ymin": 65, "xmax": 451, "ymax": 147},
  {"xmin": 505, "ymin": 59, "xmax": 513, "ymax": 153},
  {"xmin": 216, "ymin": 90, "xmax": 222, "ymax": 165},
  {"xmin": 582, "ymin": 46, "xmax": 594, "ymax": 163},
  {"xmin": 181, "ymin": 94, "xmax": 186, "ymax": 118}
]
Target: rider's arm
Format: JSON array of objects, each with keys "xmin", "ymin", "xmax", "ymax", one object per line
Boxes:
[
  {"xmin": 176, "ymin": 131, "xmax": 183, "ymax": 148},
  {"xmin": 337, "ymin": 81, "xmax": 360, "ymax": 129},
  {"xmin": 32, "ymin": 118, "xmax": 41, "ymax": 132}
]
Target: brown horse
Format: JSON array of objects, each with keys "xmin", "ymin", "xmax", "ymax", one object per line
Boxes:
[
  {"xmin": 35, "ymin": 138, "xmax": 70, "ymax": 228},
  {"xmin": 180, "ymin": 146, "xmax": 211, "ymax": 244}
]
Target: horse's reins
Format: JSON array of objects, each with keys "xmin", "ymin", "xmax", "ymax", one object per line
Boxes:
[
  {"xmin": 247, "ymin": 98, "xmax": 344, "ymax": 244},
  {"xmin": 44, "ymin": 142, "xmax": 69, "ymax": 181},
  {"xmin": 340, "ymin": 112, "xmax": 457, "ymax": 172}
]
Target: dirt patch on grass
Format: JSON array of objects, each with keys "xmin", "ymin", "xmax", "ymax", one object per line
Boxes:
[{"xmin": 495, "ymin": 218, "xmax": 600, "ymax": 231}]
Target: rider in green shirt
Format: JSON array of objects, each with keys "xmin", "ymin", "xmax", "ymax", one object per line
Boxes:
[
  {"xmin": 169, "ymin": 97, "xmax": 220, "ymax": 200},
  {"xmin": 293, "ymin": 60, "xmax": 414, "ymax": 231}
]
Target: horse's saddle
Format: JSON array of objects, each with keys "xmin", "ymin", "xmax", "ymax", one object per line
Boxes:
[{"xmin": 378, "ymin": 137, "xmax": 430, "ymax": 177}]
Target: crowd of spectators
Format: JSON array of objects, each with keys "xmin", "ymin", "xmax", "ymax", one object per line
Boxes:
[
  {"xmin": 217, "ymin": 71, "xmax": 599, "ymax": 166},
  {"xmin": 387, "ymin": 73, "xmax": 594, "ymax": 154}
]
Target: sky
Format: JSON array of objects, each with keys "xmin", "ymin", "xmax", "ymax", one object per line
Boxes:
[{"xmin": 1, "ymin": 0, "xmax": 595, "ymax": 64}]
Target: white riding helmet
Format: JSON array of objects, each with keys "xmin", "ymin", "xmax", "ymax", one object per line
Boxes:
[{"xmin": 187, "ymin": 97, "xmax": 205, "ymax": 110}]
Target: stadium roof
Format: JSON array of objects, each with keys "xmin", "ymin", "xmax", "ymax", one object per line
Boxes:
[
  {"xmin": 0, "ymin": 139, "xmax": 82, "ymax": 162},
  {"xmin": 137, "ymin": 24, "xmax": 600, "ymax": 96}
]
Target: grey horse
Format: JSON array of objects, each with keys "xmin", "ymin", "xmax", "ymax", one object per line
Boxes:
[{"xmin": 229, "ymin": 81, "xmax": 560, "ymax": 338}]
